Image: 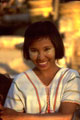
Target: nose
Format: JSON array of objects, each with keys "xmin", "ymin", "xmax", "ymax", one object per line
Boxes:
[{"xmin": 37, "ymin": 51, "xmax": 45, "ymax": 60}]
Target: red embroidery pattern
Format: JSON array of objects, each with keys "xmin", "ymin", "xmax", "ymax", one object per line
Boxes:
[
  {"xmin": 46, "ymin": 87, "xmax": 50, "ymax": 113},
  {"xmin": 53, "ymin": 69, "xmax": 69, "ymax": 111},
  {"xmin": 24, "ymin": 72, "xmax": 41, "ymax": 113}
]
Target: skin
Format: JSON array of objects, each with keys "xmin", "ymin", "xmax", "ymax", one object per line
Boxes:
[
  {"xmin": 1, "ymin": 38, "xmax": 77, "ymax": 120},
  {"xmin": 29, "ymin": 38, "xmax": 59, "ymax": 85}
]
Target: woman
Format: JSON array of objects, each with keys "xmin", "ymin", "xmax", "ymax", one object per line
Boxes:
[{"xmin": 1, "ymin": 21, "xmax": 80, "ymax": 120}]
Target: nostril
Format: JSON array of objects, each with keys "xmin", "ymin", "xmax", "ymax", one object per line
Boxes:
[{"xmin": 37, "ymin": 52, "xmax": 45, "ymax": 60}]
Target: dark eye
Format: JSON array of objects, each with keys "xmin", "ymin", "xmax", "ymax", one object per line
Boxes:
[
  {"xmin": 30, "ymin": 49, "xmax": 37, "ymax": 53},
  {"xmin": 44, "ymin": 47, "xmax": 51, "ymax": 51}
]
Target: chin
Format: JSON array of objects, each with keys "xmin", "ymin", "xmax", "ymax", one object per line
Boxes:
[{"xmin": 37, "ymin": 66, "xmax": 49, "ymax": 71}]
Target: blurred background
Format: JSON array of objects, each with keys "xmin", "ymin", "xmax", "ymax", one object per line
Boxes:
[{"xmin": 0, "ymin": 0, "xmax": 80, "ymax": 77}]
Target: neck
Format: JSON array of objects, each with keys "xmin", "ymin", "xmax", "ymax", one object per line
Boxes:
[{"xmin": 33, "ymin": 65, "xmax": 60, "ymax": 77}]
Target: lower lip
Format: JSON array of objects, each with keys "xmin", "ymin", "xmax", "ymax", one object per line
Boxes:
[{"xmin": 38, "ymin": 62, "xmax": 47, "ymax": 67}]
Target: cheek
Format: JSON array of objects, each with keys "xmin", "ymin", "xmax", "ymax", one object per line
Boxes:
[
  {"xmin": 29, "ymin": 51, "xmax": 38, "ymax": 60},
  {"xmin": 47, "ymin": 48, "xmax": 55, "ymax": 57}
]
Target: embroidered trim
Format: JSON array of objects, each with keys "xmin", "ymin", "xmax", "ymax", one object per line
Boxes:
[
  {"xmin": 24, "ymin": 72, "xmax": 41, "ymax": 113},
  {"xmin": 46, "ymin": 87, "xmax": 50, "ymax": 113},
  {"xmin": 53, "ymin": 69, "xmax": 69, "ymax": 111}
]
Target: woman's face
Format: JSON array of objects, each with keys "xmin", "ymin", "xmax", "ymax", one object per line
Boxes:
[{"xmin": 29, "ymin": 38, "xmax": 56, "ymax": 71}]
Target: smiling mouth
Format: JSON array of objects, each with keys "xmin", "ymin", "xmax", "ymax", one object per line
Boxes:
[{"xmin": 38, "ymin": 61, "xmax": 48, "ymax": 66}]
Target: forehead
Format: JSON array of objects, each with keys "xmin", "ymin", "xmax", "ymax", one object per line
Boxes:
[{"xmin": 30, "ymin": 38, "xmax": 54, "ymax": 48}]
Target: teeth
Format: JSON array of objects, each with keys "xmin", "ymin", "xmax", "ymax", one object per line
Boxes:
[{"xmin": 39, "ymin": 62, "xmax": 47, "ymax": 65}]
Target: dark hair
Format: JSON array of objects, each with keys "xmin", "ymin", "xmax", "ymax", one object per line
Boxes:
[
  {"xmin": 0, "ymin": 74, "xmax": 12, "ymax": 105},
  {"xmin": 23, "ymin": 21, "xmax": 64, "ymax": 60}
]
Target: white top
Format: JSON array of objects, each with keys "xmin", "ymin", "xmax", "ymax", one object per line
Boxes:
[{"xmin": 4, "ymin": 68, "xmax": 80, "ymax": 114}]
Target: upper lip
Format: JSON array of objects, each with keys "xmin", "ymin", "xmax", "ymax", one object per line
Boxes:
[{"xmin": 37, "ymin": 61, "xmax": 47, "ymax": 64}]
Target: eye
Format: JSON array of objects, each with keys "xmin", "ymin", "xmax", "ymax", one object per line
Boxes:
[
  {"xmin": 44, "ymin": 47, "xmax": 51, "ymax": 51},
  {"xmin": 30, "ymin": 49, "xmax": 38, "ymax": 53}
]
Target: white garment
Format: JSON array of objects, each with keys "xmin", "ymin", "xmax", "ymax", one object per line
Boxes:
[{"xmin": 4, "ymin": 68, "xmax": 80, "ymax": 114}]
